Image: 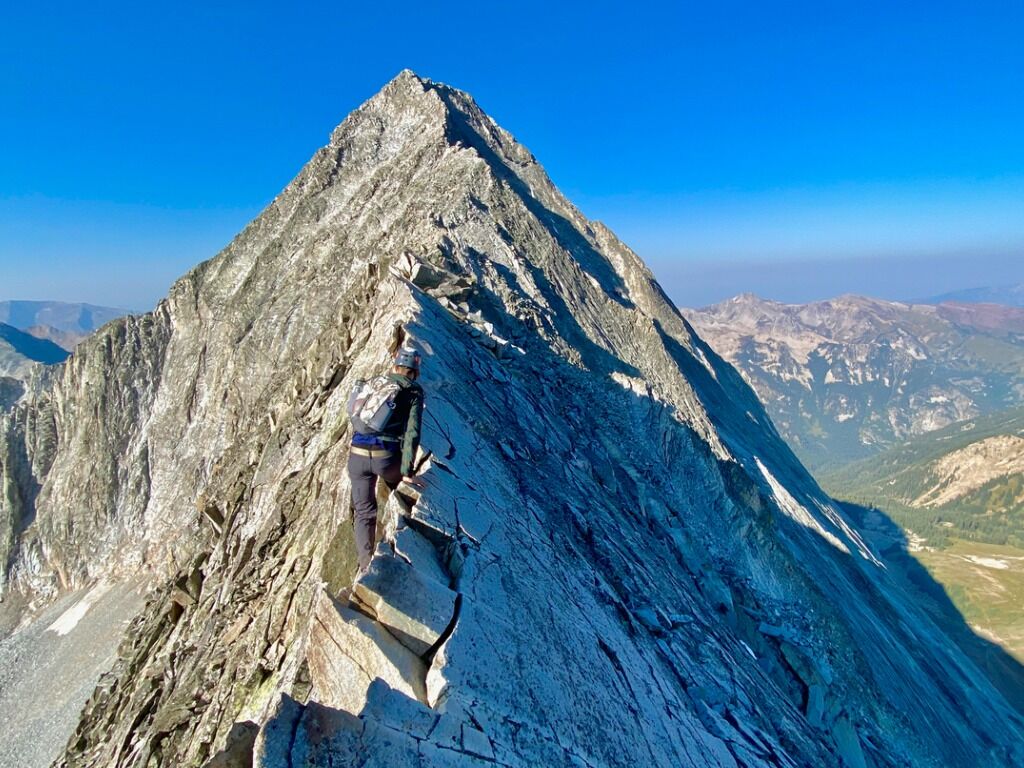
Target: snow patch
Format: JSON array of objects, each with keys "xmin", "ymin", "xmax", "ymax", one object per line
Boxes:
[
  {"xmin": 812, "ymin": 499, "xmax": 884, "ymax": 566},
  {"xmin": 755, "ymin": 458, "xmax": 850, "ymax": 555},
  {"xmin": 692, "ymin": 344, "xmax": 718, "ymax": 380},
  {"xmin": 45, "ymin": 581, "xmax": 114, "ymax": 637}
]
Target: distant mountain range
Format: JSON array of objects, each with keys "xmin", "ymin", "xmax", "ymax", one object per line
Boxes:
[
  {"xmin": 0, "ymin": 322, "xmax": 69, "ymax": 378},
  {"xmin": 688, "ymin": 291, "xmax": 1024, "ymax": 664},
  {"xmin": 1, "ymin": 321, "xmax": 66, "ymax": 408},
  {"xmin": 0, "ymin": 300, "xmax": 126, "ymax": 336},
  {"xmin": 0, "ymin": 302, "xmax": 128, "ymax": 402},
  {"xmin": 24, "ymin": 324, "xmax": 90, "ymax": 351},
  {"xmin": 685, "ymin": 293, "xmax": 1024, "ymax": 469},
  {"xmin": 0, "ymin": 301, "xmax": 127, "ymax": 385},
  {"xmin": 924, "ymin": 283, "xmax": 1024, "ymax": 307}
]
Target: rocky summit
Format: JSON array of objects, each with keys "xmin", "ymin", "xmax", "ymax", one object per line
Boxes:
[{"xmin": 1, "ymin": 71, "xmax": 1023, "ymax": 768}]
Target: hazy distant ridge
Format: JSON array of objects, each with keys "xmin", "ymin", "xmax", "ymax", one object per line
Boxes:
[
  {"xmin": 924, "ymin": 283, "xmax": 1024, "ymax": 307},
  {"xmin": 0, "ymin": 301, "xmax": 127, "ymax": 335}
]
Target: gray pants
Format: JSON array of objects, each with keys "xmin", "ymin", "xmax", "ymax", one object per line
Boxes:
[{"xmin": 347, "ymin": 449, "xmax": 402, "ymax": 571}]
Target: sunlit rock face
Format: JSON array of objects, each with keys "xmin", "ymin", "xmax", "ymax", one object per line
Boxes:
[{"xmin": 1, "ymin": 72, "xmax": 1022, "ymax": 768}]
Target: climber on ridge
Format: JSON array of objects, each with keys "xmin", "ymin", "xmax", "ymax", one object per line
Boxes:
[{"xmin": 346, "ymin": 347, "xmax": 425, "ymax": 574}]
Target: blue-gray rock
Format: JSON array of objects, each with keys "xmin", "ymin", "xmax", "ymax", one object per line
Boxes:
[{"xmin": 0, "ymin": 71, "xmax": 1018, "ymax": 768}]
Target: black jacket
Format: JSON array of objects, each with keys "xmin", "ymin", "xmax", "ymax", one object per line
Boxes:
[{"xmin": 378, "ymin": 373, "xmax": 423, "ymax": 475}]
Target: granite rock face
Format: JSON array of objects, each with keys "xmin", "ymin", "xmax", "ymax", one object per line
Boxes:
[{"xmin": 1, "ymin": 72, "xmax": 1022, "ymax": 767}]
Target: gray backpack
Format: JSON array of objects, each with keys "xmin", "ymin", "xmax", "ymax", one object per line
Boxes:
[{"xmin": 347, "ymin": 375, "xmax": 402, "ymax": 434}]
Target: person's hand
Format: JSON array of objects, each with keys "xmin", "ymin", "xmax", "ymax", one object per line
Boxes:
[{"xmin": 403, "ymin": 475, "xmax": 425, "ymax": 488}]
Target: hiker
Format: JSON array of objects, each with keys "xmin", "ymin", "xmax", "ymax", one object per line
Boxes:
[{"xmin": 346, "ymin": 348, "xmax": 425, "ymax": 574}]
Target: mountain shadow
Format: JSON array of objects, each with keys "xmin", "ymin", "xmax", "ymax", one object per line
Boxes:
[
  {"xmin": 0, "ymin": 323, "xmax": 69, "ymax": 365},
  {"xmin": 840, "ymin": 500, "xmax": 1024, "ymax": 716}
]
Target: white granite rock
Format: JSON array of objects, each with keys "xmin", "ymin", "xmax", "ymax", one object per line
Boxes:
[{"xmin": 353, "ymin": 549, "xmax": 459, "ymax": 657}]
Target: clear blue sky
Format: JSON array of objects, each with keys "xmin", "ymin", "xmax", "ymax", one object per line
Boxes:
[{"xmin": 3, "ymin": 1, "xmax": 1023, "ymax": 309}]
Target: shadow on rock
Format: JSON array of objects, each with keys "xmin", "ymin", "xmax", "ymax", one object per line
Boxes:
[{"xmin": 840, "ymin": 500, "xmax": 1024, "ymax": 716}]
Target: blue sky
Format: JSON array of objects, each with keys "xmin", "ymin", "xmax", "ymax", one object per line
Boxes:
[{"xmin": 2, "ymin": 1, "xmax": 1023, "ymax": 309}]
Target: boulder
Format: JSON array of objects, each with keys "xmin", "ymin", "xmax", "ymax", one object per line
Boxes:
[{"xmin": 353, "ymin": 552, "xmax": 458, "ymax": 657}]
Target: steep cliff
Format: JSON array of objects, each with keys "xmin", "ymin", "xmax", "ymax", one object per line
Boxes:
[{"xmin": 2, "ymin": 72, "xmax": 1023, "ymax": 768}]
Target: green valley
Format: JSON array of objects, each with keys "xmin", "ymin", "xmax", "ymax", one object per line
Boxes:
[{"xmin": 820, "ymin": 405, "xmax": 1024, "ymax": 548}]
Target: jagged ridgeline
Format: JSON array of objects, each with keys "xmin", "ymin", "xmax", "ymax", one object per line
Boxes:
[{"xmin": 2, "ymin": 71, "xmax": 1022, "ymax": 768}]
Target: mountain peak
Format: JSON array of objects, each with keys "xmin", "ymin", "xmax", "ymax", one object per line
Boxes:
[
  {"xmin": 729, "ymin": 291, "xmax": 783, "ymax": 307},
  {"xmin": 4, "ymin": 74, "xmax": 1023, "ymax": 768},
  {"xmin": 731, "ymin": 291, "xmax": 762, "ymax": 303},
  {"xmin": 377, "ymin": 67, "xmax": 436, "ymax": 100},
  {"xmin": 326, "ymin": 67, "xmax": 447, "ymax": 147},
  {"xmin": 391, "ymin": 67, "xmax": 426, "ymax": 84},
  {"xmin": 321, "ymin": 68, "xmax": 539, "ymax": 182}
]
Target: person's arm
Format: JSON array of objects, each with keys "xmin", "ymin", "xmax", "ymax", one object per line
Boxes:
[{"xmin": 400, "ymin": 387, "xmax": 424, "ymax": 477}]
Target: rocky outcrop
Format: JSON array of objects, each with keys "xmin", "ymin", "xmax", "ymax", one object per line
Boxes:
[
  {"xmin": 913, "ymin": 434, "xmax": 1024, "ymax": 508},
  {"xmin": 0, "ymin": 377, "xmax": 24, "ymax": 411},
  {"xmin": 1, "ymin": 72, "xmax": 1022, "ymax": 768},
  {"xmin": 1, "ymin": 311, "xmax": 172, "ymax": 598}
]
